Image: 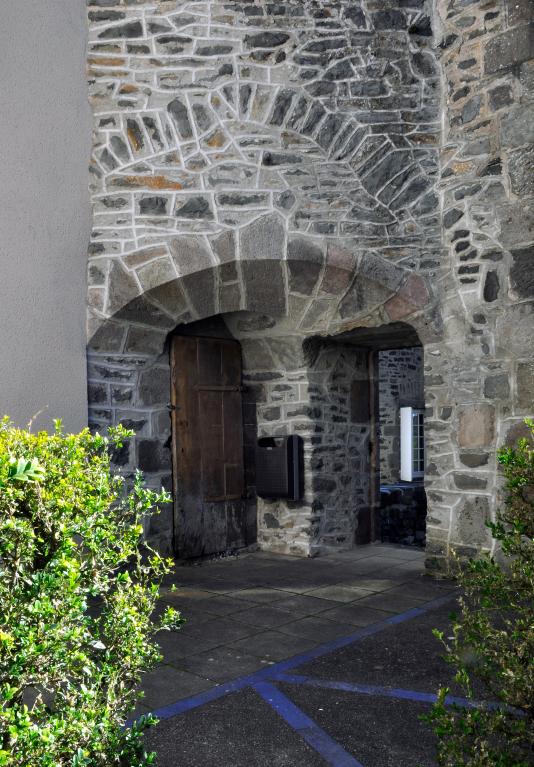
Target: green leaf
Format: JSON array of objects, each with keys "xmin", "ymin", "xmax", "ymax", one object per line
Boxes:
[{"xmin": 0, "ymin": 418, "xmax": 179, "ymax": 765}]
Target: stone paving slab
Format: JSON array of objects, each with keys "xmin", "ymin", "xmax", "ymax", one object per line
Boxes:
[
  {"xmin": 229, "ymin": 629, "xmax": 319, "ymax": 663},
  {"xmin": 136, "ymin": 545, "xmax": 456, "ymax": 733},
  {"xmin": 140, "ymin": 665, "xmax": 214, "ymax": 711},
  {"xmin": 317, "ymin": 603, "xmax": 394, "ymax": 628},
  {"xmin": 230, "ymin": 603, "xmax": 300, "ymax": 629},
  {"xmin": 278, "ymin": 614, "xmax": 362, "ymax": 643},
  {"xmin": 266, "ymin": 593, "xmax": 339, "ymax": 616},
  {"xmin": 352, "ymin": 588, "xmax": 430, "ymax": 613},
  {"xmin": 178, "ymin": 646, "xmax": 274, "ymax": 685},
  {"xmin": 305, "ymin": 584, "xmax": 377, "ymax": 602},
  {"xmin": 143, "ymin": 544, "xmax": 437, "ymax": 710}
]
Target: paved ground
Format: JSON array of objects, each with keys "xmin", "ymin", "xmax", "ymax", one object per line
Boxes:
[{"xmin": 139, "ymin": 544, "xmax": 461, "ymax": 766}]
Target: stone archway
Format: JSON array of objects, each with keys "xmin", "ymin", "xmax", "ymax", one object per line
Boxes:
[
  {"xmin": 89, "ymin": 236, "xmax": 437, "ymax": 352},
  {"xmin": 84, "ymin": 0, "xmax": 534, "ymax": 571},
  {"xmin": 87, "ymin": 249, "xmax": 438, "ymax": 556},
  {"xmin": 86, "ymin": 0, "xmax": 447, "ymax": 561}
]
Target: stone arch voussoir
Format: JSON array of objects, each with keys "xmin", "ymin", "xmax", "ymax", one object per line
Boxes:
[{"xmin": 88, "ymin": 235, "xmax": 438, "ymax": 359}]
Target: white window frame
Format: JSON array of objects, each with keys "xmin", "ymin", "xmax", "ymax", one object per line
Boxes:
[{"xmin": 400, "ymin": 406, "xmax": 425, "ymax": 482}]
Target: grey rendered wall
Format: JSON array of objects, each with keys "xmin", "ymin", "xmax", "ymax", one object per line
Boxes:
[{"xmin": 0, "ymin": 2, "xmax": 91, "ymax": 431}]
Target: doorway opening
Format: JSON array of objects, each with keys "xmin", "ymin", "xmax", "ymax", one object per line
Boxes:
[
  {"xmin": 378, "ymin": 347, "xmax": 427, "ymax": 547},
  {"xmin": 164, "ymin": 316, "xmax": 427, "ymax": 559},
  {"xmin": 328, "ymin": 322, "xmax": 427, "ymax": 549}
]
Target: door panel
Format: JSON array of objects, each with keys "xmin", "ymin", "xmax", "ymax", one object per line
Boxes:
[
  {"xmin": 171, "ymin": 335, "xmax": 246, "ymax": 557},
  {"xmin": 199, "ymin": 390, "xmax": 224, "ymax": 500},
  {"xmin": 351, "ymin": 351, "xmax": 380, "ymax": 544},
  {"xmin": 197, "ymin": 337, "xmax": 222, "ymax": 385},
  {"xmin": 221, "ymin": 342, "xmax": 241, "ymax": 386}
]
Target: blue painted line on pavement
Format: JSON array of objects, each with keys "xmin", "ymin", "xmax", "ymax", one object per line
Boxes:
[
  {"xmin": 252, "ymin": 681, "xmax": 364, "ymax": 767},
  {"xmin": 144, "ymin": 677, "xmax": 248, "ymax": 720},
  {"xmin": 271, "ymin": 673, "xmax": 490, "ymax": 710},
  {"xmin": 146, "ymin": 591, "xmax": 457, "ymax": 722}
]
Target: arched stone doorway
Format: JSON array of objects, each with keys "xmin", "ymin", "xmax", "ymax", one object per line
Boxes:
[
  {"xmin": 85, "ymin": 0, "xmax": 534, "ymax": 574},
  {"xmin": 87, "ymin": 248, "xmax": 437, "ymax": 557}
]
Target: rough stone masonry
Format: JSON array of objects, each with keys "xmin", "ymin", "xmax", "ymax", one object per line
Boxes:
[{"xmin": 85, "ymin": 0, "xmax": 534, "ymax": 571}]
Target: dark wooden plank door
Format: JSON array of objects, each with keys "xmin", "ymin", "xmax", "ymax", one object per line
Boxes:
[
  {"xmin": 170, "ymin": 335, "xmax": 245, "ymax": 557},
  {"xmin": 351, "ymin": 350, "xmax": 380, "ymax": 544}
]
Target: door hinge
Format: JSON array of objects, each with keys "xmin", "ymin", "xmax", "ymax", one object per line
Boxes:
[{"xmin": 167, "ymin": 403, "xmax": 181, "ymax": 411}]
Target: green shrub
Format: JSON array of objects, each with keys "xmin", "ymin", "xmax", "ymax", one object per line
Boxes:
[
  {"xmin": 427, "ymin": 419, "xmax": 534, "ymax": 766},
  {"xmin": 0, "ymin": 419, "xmax": 181, "ymax": 766}
]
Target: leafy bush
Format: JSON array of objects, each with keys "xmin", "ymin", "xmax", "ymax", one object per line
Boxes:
[
  {"xmin": 427, "ymin": 419, "xmax": 534, "ymax": 766},
  {"xmin": 0, "ymin": 419, "xmax": 181, "ymax": 766}
]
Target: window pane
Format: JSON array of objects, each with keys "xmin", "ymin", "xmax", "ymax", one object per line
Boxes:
[{"xmin": 411, "ymin": 410, "xmax": 425, "ymax": 475}]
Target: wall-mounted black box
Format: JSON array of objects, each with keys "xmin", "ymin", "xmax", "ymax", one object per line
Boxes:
[{"xmin": 255, "ymin": 435, "xmax": 303, "ymax": 501}]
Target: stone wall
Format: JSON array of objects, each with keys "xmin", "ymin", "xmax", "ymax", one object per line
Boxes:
[
  {"xmin": 85, "ymin": 0, "xmax": 534, "ymax": 567},
  {"xmin": 87, "ymin": 348, "xmax": 174, "ymax": 552},
  {"xmin": 422, "ymin": 0, "xmax": 534, "ymax": 570},
  {"xmin": 380, "ymin": 484, "xmax": 426, "ymax": 546},
  {"xmin": 225, "ymin": 314, "xmax": 372, "ymax": 555},
  {"xmin": 378, "ymin": 346, "xmax": 423, "ymax": 483},
  {"xmin": 86, "ymin": 0, "xmax": 441, "ymax": 302},
  {"xmin": 86, "ymin": 0, "xmax": 441, "ymax": 558}
]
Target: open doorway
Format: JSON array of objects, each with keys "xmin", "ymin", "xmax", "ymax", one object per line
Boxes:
[
  {"xmin": 328, "ymin": 323, "xmax": 426, "ymax": 550},
  {"xmin": 378, "ymin": 347, "xmax": 427, "ymax": 547},
  {"xmin": 115, "ymin": 311, "xmax": 427, "ymax": 559}
]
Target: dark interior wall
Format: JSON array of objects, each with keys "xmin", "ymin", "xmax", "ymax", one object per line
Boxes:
[{"xmin": 380, "ymin": 484, "xmax": 427, "ymax": 547}]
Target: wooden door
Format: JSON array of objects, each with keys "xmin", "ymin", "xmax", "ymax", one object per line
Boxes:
[
  {"xmin": 170, "ymin": 336, "xmax": 245, "ymax": 558},
  {"xmin": 351, "ymin": 350, "xmax": 380, "ymax": 544}
]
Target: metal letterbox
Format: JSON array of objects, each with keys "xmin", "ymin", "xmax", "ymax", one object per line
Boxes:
[{"xmin": 255, "ymin": 435, "xmax": 303, "ymax": 501}]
